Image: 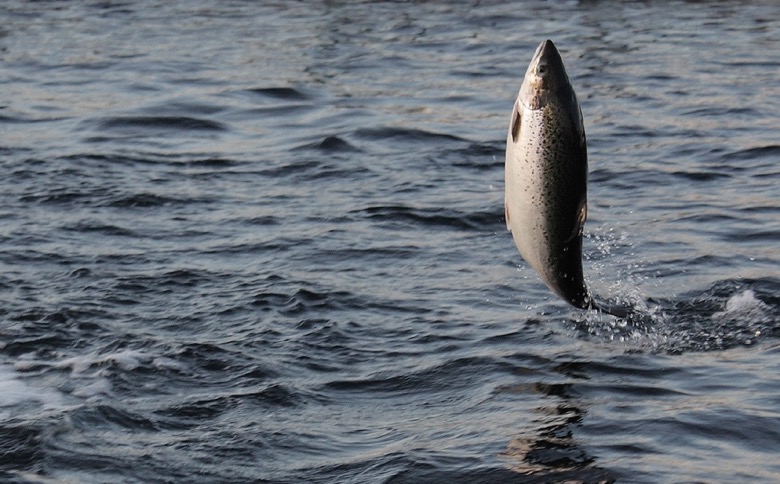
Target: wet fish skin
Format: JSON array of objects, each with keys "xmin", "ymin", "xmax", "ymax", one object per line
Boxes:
[{"xmin": 504, "ymin": 39, "xmax": 592, "ymax": 309}]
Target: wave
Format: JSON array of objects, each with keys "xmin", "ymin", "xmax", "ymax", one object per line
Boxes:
[
  {"xmin": 447, "ymin": 141, "xmax": 505, "ymax": 171},
  {"xmin": 102, "ymin": 192, "xmax": 214, "ymax": 208},
  {"xmin": 61, "ymin": 153, "xmax": 244, "ymax": 168},
  {"xmin": 63, "ymin": 222, "xmax": 136, "ymax": 237},
  {"xmin": 721, "ymin": 144, "xmax": 780, "ymax": 161},
  {"xmin": 355, "ymin": 205, "xmax": 501, "ymax": 231},
  {"xmin": 322, "ymin": 355, "xmax": 513, "ymax": 394},
  {"xmin": 0, "ymin": 422, "xmax": 45, "ymax": 476},
  {"xmin": 246, "ymin": 86, "xmax": 311, "ymax": 101},
  {"xmin": 294, "ymin": 135, "xmax": 361, "ymax": 153},
  {"xmin": 96, "ymin": 116, "xmax": 227, "ymax": 132},
  {"xmin": 19, "ymin": 189, "xmax": 104, "ymax": 205},
  {"xmin": 154, "ymin": 383, "xmax": 301, "ymax": 428},
  {"xmin": 670, "ymin": 170, "xmax": 731, "ymax": 182},
  {"xmin": 353, "ymin": 127, "xmax": 466, "ymax": 144},
  {"xmin": 252, "ymin": 285, "xmax": 428, "ymax": 318}
]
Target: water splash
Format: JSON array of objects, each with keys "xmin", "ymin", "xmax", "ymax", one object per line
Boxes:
[{"xmin": 571, "ymin": 279, "xmax": 779, "ymax": 354}]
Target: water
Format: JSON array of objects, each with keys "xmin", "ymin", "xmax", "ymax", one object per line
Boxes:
[{"xmin": 1, "ymin": 1, "xmax": 779, "ymax": 482}]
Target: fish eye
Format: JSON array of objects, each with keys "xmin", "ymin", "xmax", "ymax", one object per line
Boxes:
[{"xmin": 538, "ymin": 64, "xmax": 547, "ymax": 75}]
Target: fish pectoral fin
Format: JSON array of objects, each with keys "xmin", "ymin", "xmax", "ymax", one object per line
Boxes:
[
  {"xmin": 504, "ymin": 199, "xmax": 511, "ymax": 231},
  {"xmin": 510, "ymin": 105, "xmax": 522, "ymax": 143},
  {"xmin": 565, "ymin": 199, "xmax": 587, "ymax": 243}
]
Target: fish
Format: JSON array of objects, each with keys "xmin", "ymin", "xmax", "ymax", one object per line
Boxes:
[{"xmin": 504, "ymin": 39, "xmax": 629, "ymax": 317}]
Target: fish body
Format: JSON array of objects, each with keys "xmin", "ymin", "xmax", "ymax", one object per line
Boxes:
[{"xmin": 504, "ymin": 39, "xmax": 592, "ymax": 309}]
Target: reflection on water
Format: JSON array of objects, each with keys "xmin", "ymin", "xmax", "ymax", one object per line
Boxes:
[{"xmin": 499, "ymin": 378, "xmax": 616, "ymax": 482}]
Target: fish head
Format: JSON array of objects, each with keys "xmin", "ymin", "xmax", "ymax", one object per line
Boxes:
[{"xmin": 519, "ymin": 39, "xmax": 571, "ymax": 110}]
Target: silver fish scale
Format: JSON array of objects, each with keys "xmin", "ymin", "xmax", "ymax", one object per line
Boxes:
[{"xmin": 506, "ymin": 83, "xmax": 589, "ymax": 307}]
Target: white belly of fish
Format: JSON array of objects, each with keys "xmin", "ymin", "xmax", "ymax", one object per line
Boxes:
[{"xmin": 504, "ymin": 98, "xmax": 588, "ymax": 301}]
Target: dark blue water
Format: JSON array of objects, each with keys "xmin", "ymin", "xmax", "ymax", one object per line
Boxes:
[{"xmin": 2, "ymin": 1, "xmax": 780, "ymax": 482}]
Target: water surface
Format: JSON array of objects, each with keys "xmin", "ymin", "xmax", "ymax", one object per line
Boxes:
[{"xmin": 1, "ymin": 1, "xmax": 779, "ymax": 482}]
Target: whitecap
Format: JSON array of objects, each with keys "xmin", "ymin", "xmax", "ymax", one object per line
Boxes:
[
  {"xmin": 72, "ymin": 378, "xmax": 112, "ymax": 398},
  {"xmin": 55, "ymin": 349, "xmax": 146, "ymax": 375},
  {"xmin": 0, "ymin": 364, "xmax": 62, "ymax": 409}
]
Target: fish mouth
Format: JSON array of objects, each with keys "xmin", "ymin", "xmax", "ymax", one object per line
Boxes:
[
  {"xmin": 520, "ymin": 39, "xmax": 569, "ymax": 110},
  {"xmin": 533, "ymin": 39, "xmax": 562, "ymax": 74},
  {"xmin": 534, "ymin": 39, "xmax": 558, "ymax": 61}
]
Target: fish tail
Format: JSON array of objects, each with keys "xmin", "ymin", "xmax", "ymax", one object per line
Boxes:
[{"xmin": 588, "ymin": 298, "xmax": 635, "ymax": 320}]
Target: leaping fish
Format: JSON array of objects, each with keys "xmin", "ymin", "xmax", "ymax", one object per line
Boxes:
[{"xmin": 504, "ymin": 39, "xmax": 629, "ymax": 317}]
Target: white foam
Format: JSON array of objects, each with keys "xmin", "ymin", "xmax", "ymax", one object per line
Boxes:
[
  {"xmin": 0, "ymin": 364, "xmax": 62, "ymax": 409},
  {"xmin": 109, "ymin": 350, "xmax": 143, "ymax": 371},
  {"xmin": 3, "ymin": 349, "xmax": 187, "ymax": 410},
  {"xmin": 55, "ymin": 349, "xmax": 146, "ymax": 375},
  {"xmin": 0, "ymin": 365, "xmax": 37, "ymax": 407},
  {"xmin": 72, "ymin": 378, "xmax": 112, "ymax": 398},
  {"xmin": 152, "ymin": 356, "xmax": 189, "ymax": 372},
  {"xmin": 712, "ymin": 289, "xmax": 770, "ymax": 323}
]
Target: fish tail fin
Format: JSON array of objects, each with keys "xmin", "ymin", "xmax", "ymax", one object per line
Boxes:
[{"xmin": 588, "ymin": 298, "xmax": 634, "ymax": 320}]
